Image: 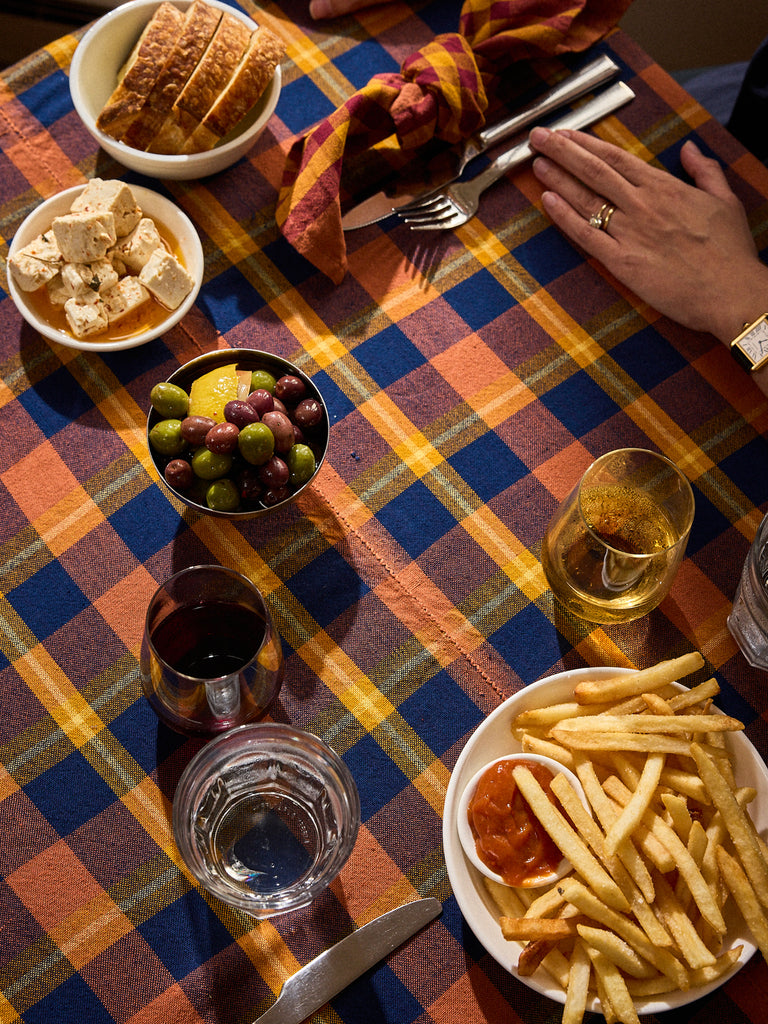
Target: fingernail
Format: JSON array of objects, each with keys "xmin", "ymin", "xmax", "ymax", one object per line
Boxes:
[{"xmin": 530, "ymin": 126, "xmax": 551, "ymax": 145}]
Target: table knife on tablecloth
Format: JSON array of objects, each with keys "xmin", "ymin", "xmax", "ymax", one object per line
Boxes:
[
  {"xmin": 250, "ymin": 897, "xmax": 442, "ymax": 1024},
  {"xmin": 342, "ymin": 53, "xmax": 620, "ymax": 230}
]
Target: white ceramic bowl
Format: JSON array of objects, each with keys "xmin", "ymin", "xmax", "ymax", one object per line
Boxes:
[
  {"xmin": 69, "ymin": 0, "xmax": 282, "ymax": 180},
  {"xmin": 457, "ymin": 752, "xmax": 587, "ymax": 888},
  {"xmin": 8, "ymin": 183, "xmax": 204, "ymax": 351},
  {"xmin": 443, "ymin": 666, "xmax": 768, "ymax": 1015}
]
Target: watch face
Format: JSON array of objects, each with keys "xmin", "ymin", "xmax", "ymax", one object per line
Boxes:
[
  {"xmin": 734, "ymin": 317, "xmax": 768, "ymax": 371},
  {"xmin": 742, "ymin": 321, "xmax": 768, "ymax": 363}
]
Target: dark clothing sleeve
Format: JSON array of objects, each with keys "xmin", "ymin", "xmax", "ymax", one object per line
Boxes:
[{"xmin": 728, "ymin": 35, "xmax": 768, "ymax": 163}]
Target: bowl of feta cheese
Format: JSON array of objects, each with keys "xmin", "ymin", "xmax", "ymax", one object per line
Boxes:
[{"xmin": 7, "ymin": 179, "xmax": 204, "ymax": 351}]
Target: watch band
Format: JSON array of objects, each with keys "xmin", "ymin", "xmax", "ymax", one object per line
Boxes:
[{"xmin": 730, "ymin": 314, "xmax": 768, "ymax": 372}]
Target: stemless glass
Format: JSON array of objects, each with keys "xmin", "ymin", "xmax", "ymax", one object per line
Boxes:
[
  {"xmin": 541, "ymin": 449, "xmax": 695, "ymax": 624},
  {"xmin": 727, "ymin": 512, "xmax": 768, "ymax": 670},
  {"xmin": 172, "ymin": 723, "xmax": 361, "ymax": 917},
  {"xmin": 140, "ymin": 565, "xmax": 283, "ymax": 734}
]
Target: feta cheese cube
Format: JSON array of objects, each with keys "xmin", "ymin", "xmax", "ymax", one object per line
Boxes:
[
  {"xmin": 52, "ymin": 211, "xmax": 117, "ymax": 263},
  {"xmin": 101, "ymin": 277, "xmax": 150, "ymax": 324},
  {"xmin": 9, "ymin": 250, "xmax": 60, "ymax": 291},
  {"xmin": 111, "ymin": 218, "xmax": 165, "ymax": 273},
  {"xmin": 70, "ymin": 179, "xmax": 142, "ymax": 237},
  {"xmin": 60, "ymin": 259, "xmax": 119, "ymax": 298},
  {"xmin": 19, "ymin": 232, "xmax": 63, "ymax": 265},
  {"xmin": 139, "ymin": 249, "xmax": 194, "ymax": 310},
  {"xmin": 64, "ymin": 297, "xmax": 109, "ymax": 338}
]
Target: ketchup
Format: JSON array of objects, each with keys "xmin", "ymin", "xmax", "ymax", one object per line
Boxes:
[{"xmin": 467, "ymin": 759, "xmax": 563, "ymax": 886}]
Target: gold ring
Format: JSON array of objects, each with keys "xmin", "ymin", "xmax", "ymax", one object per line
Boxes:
[
  {"xmin": 588, "ymin": 202, "xmax": 610, "ymax": 229},
  {"xmin": 600, "ymin": 205, "xmax": 616, "ymax": 232}
]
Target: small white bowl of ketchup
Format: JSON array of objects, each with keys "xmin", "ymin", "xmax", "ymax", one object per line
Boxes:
[{"xmin": 457, "ymin": 752, "xmax": 587, "ymax": 888}]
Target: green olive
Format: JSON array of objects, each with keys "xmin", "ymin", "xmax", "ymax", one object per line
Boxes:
[
  {"xmin": 149, "ymin": 418, "xmax": 187, "ymax": 456},
  {"xmin": 206, "ymin": 478, "xmax": 240, "ymax": 512},
  {"xmin": 287, "ymin": 443, "xmax": 317, "ymax": 486},
  {"xmin": 250, "ymin": 369, "xmax": 277, "ymax": 394},
  {"xmin": 191, "ymin": 447, "xmax": 233, "ymax": 480},
  {"xmin": 150, "ymin": 382, "xmax": 189, "ymax": 419},
  {"xmin": 238, "ymin": 422, "xmax": 275, "ymax": 466}
]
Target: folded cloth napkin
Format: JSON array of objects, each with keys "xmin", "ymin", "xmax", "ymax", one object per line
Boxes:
[{"xmin": 276, "ymin": 0, "xmax": 632, "ymax": 283}]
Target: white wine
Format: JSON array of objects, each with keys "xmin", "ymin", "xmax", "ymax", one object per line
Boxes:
[{"xmin": 542, "ymin": 485, "xmax": 681, "ymax": 624}]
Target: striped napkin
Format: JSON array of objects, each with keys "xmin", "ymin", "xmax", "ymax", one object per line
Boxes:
[{"xmin": 276, "ymin": 0, "xmax": 632, "ymax": 283}]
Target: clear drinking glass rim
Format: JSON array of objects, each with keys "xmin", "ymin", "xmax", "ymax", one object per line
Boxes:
[
  {"xmin": 144, "ymin": 563, "xmax": 271, "ymax": 683},
  {"xmin": 576, "ymin": 447, "xmax": 695, "ymax": 559}
]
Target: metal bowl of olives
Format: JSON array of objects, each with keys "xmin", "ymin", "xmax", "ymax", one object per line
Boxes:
[{"xmin": 146, "ymin": 349, "xmax": 329, "ymax": 519}]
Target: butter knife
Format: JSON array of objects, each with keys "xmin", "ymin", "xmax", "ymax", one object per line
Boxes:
[
  {"xmin": 251, "ymin": 897, "xmax": 442, "ymax": 1024},
  {"xmin": 342, "ymin": 53, "xmax": 619, "ymax": 230}
]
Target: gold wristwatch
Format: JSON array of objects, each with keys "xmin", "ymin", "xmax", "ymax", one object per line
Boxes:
[{"xmin": 730, "ymin": 314, "xmax": 768, "ymax": 371}]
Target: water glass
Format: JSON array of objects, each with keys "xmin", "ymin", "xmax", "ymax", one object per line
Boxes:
[
  {"xmin": 140, "ymin": 565, "xmax": 283, "ymax": 735},
  {"xmin": 541, "ymin": 449, "xmax": 695, "ymax": 624},
  {"xmin": 728, "ymin": 512, "xmax": 768, "ymax": 670},
  {"xmin": 172, "ymin": 723, "xmax": 361, "ymax": 917}
]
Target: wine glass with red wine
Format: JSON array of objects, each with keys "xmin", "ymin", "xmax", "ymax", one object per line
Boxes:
[{"xmin": 140, "ymin": 565, "xmax": 284, "ymax": 734}]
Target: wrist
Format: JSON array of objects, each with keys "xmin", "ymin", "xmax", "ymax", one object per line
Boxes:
[{"xmin": 707, "ymin": 262, "xmax": 768, "ymax": 346}]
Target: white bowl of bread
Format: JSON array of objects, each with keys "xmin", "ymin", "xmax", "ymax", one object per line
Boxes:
[
  {"xmin": 8, "ymin": 179, "xmax": 204, "ymax": 351},
  {"xmin": 70, "ymin": 0, "xmax": 284, "ymax": 179}
]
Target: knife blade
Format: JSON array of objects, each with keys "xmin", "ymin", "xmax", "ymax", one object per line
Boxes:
[
  {"xmin": 251, "ymin": 897, "xmax": 442, "ymax": 1024},
  {"xmin": 342, "ymin": 53, "xmax": 620, "ymax": 230}
]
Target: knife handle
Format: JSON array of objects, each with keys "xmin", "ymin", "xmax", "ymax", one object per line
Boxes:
[
  {"xmin": 472, "ymin": 80, "xmax": 635, "ymax": 193},
  {"xmin": 252, "ymin": 898, "xmax": 442, "ymax": 1024},
  {"xmin": 472, "ymin": 53, "xmax": 620, "ymax": 158}
]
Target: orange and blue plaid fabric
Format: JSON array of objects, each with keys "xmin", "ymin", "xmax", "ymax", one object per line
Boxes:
[{"xmin": 276, "ymin": 0, "xmax": 632, "ymax": 282}]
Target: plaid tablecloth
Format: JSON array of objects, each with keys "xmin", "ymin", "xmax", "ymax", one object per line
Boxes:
[{"xmin": 2, "ymin": 2, "xmax": 768, "ymax": 1023}]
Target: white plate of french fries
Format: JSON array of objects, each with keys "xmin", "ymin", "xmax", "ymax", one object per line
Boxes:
[{"xmin": 443, "ymin": 653, "xmax": 768, "ymax": 1022}]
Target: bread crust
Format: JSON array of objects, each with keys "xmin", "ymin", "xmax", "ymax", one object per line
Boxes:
[
  {"xmin": 182, "ymin": 25, "xmax": 284, "ymax": 152},
  {"xmin": 120, "ymin": 0, "xmax": 222, "ymax": 151},
  {"xmin": 95, "ymin": 2, "xmax": 184, "ymax": 140}
]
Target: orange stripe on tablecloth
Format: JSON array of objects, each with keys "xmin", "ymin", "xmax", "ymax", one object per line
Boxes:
[
  {"xmin": 31, "ymin": 486, "xmax": 106, "ymax": 559},
  {"xmin": 3, "ymin": 128, "xmax": 83, "ymax": 196},
  {"xmin": 6, "ymin": 839, "xmax": 104, "ymax": 930},
  {"xmin": 124, "ymin": 985, "xmax": 206, "ymax": 1024},
  {"xmin": 2, "ymin": 440, "xmax": 80, "ymax": 522},
  {"xmin": 93, "ymin": 565, "xmax": 160, "ymax": 657}
]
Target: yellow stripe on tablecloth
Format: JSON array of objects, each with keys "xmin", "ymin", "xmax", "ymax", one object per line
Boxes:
[
  {"xmin": 120, "ymin": 777, "xmax": 183, "ymax": 864},
  {"xmin": 297, "ymin": 630, "xmax": 397, "ymax": 732},
  {"xmin": 14, "ymin": 647, "xmax": 105, "ymax": 747},
  {"xmin": 32, "ymin": 486, "xmax": 106, "ymax": 559},
  {"xmin": 49, "ymin": 892, "xmax": 134, "ymax": 971},
  {"xmin": 237, "ymin": 921, "xmax": 301, "ymax": 995},
  {"xmin": 0, "ymin": 990, "xmax": 22, "ymax": 1023},
  {"xmin": 359, "ymin": 392, "xmax": 442, "ymax": 477}
]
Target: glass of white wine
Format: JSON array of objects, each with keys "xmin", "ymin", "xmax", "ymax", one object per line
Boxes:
[{"xmin": 541, "ymin": 449, "xmax": 695, "ymax": 624}]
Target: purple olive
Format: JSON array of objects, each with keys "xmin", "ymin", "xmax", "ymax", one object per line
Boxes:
[
  {"xmin": 205, "ymin": 421, "xmax": 240, "ymax": 454},
  {"xmin": 180, "ymin": 415, "xmax": 216, "ymax": 446},
  {"xmin": 258, "ymin": 455, "xmax": 290, "ymax": 488},
  {"xmin": 224, "ymin": 399, "xmax": 260, "ymax": 428},
  {"xmin": 261, "ymin": 410, "xmax": 295, "ymax": 453},
  {"xmin": 164, "ymin": 458, "xmax": 193, "ymax": 491},
  {"xmin": 246, "ymin": 388, "xmax": 274, "ymax": 417},
  {"xmin": 275, "ymin": 374, "xmax": 306, "ymax": 404},
  {"xmin": 293, "ymin": 396, "xmax": 323, "ymax": 429},
  {"xmin": 263, "ymin": 484, "xmax": 292, "ymax": 507}
]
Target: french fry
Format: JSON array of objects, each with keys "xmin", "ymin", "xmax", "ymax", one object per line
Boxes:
[
  {"xmin": 625, "ymin": 946, "xmax": 742, "ymax": 996},
  {"xmin": 554, "ymin": 713, "xmax": 743, "ymax": 736},
  {"xmin": 652, "ymin": 871, "xmax": 717, "ymax": 971},
  {"xmin": 585, "ymin": 949, "xmax": 641, "ymax": 1024},
  {"xmin": 553, "ymin": 729, "xmax": 699, "ymax": 757},
  {"xmin": 512, "ymin": 765, "xmax": 629, "ymax": 912},
  {"xmin": 604, "ymin": 752, "xmax": 665, "ymax": 856},
  {"xmin": 715, "ymin": 847, "xmax": 768, "ymax": 960},
  {"xmin": 573, "ymin": 653, "xmax": 704, "ymax": 704},
  {"xmin": 562, "ymin": 939, "xmax": 591, "ymax": 1024},
  {"xmin": 577, "ymin": 924, "xmax": 657, "ymax": 979},
  {"xmin": 517, "ymin": 938, "xmax": 556, "ymax": 977},
  {"xmin": 692, "ymin": 742, "xmax": 768, "ymax": 910},
  {"xmin": 500, "ymin": 915, "xmax": 585, "ymax": 942}
]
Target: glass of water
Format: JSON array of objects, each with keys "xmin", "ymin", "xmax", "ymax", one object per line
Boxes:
[
  {"xmin": 172, "ymin": 723, "xmax": 361, "ymax": 917},
  {"xmin": 728, "ymin": 512, "xmax": 768, "ymax": 670}
]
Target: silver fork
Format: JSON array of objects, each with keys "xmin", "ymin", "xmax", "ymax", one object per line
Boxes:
[{"xmin": 398, "ymin": 80, "xmax": 635, "ymax": 231}]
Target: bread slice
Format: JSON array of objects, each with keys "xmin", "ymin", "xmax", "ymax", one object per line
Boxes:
[
  {"xmin": 148, "ymin": 10, "xmax": 251, "ymax": 154},
  {"xmin": 95, "ymin": 2, "xmax": 184, "ymax": 141},
  {"xmin": 181, "ymin": 25, "xmax": 285, "ymax": 153},
  {"xmin": 119, "ymin": 0, "xmax": 222, "ymax": 152}
]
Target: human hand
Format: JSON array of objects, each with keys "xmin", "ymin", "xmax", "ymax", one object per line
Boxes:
[
  {"xmin": 529, "ymin": 127, "xmax": 768, "ymax": 348},
  {"xmin": 309, "ymin": 0, "xmax": 386, "ymax": 17}
]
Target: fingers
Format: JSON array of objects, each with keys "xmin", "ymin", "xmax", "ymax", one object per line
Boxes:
[
  {"xmin": 539, "ymin": 189, "xmax": 618, "ymax": 258},
  {"xmin": 529, "ymin": 126, "xmax": 655, "ymax": 200},
  {"xmin": 680, "ymin": 139, "xmax": 737, "ymax": 201}
]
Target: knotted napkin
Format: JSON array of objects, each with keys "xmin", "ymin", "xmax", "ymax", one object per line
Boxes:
[{"xmin": 276, "ymin": 0, "xmax": 632, "ymax": 283}]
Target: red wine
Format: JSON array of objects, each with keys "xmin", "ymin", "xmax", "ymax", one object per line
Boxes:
[{"xmin": 151, "ymin": 601, "xmax": 266, "ymax": 678}]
